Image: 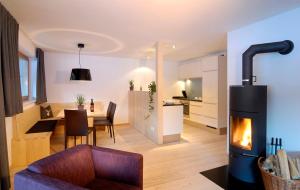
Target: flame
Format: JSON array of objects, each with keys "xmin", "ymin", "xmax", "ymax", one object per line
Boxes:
[
  {"xmin": 240, "ymin": 119, "xmax": 252, "ymax": 147},
  {"xmin": 231, "ymin": 117, "xmax": 252, "ymax": 150}
]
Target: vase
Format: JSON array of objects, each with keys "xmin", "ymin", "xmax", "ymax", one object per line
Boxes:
[{"xmin": 78, "ymin": 105, "xmax": 84, "ymax": 110}]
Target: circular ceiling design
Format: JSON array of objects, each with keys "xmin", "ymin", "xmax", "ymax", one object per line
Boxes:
[{"xmin": 30, "ymin": 28, "xmax": 124, "ymax": 54}]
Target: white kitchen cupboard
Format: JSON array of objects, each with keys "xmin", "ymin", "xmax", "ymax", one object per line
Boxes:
[
  {"xmin": 202, "ymin": 70, "xmax": 218, "ymax": 103},
  {"xmin": 178, "ymin": 60, "xmax": 202, "ymax": 79},
  {"xmin": 189, "ymin": 55, "xmax": 227, "ymax": 130},
  {"xmin": 202, "ymin": 55, "xmax": 218, "ymax": 71}
]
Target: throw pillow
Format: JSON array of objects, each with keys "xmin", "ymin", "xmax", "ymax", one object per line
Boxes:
[{"xmin": 40, "ymin": 105, "xmax": 54, "ymax": 119}]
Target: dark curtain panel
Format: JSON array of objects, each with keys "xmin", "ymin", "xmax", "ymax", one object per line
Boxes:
[
  {"xmin": 0, "ymin": 5, "xmax": 22, "ymax": 116},
  {"xmin": 36, "ymin": 48, "xmax": 47, "ymax": 104},
  {"xmin": 0, "ymin": 3, "xmax": 23, "ymax": 190}
]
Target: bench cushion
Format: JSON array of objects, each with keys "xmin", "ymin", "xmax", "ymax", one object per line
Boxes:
[{"xmin": 26, "ymin": 120, "xmax": 57, "ymax": 134}]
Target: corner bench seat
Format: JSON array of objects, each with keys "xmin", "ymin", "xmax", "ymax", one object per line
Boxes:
[{"xmin": 11, "ymin": 102, "xmax": 104, "ymax": 168}]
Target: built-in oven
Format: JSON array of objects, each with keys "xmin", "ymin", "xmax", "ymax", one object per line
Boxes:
[
  {"xmin": 173, "ymin": 90, "xmax": 190, "ymax": 117},
  {"xmin": 181, "ymin": 100, "xmax": 190, "ymax": 117}
]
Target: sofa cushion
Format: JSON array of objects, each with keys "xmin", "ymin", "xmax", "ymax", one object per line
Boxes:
[
  {"xmin": 28, "ymin": 145, "xmax": 95, "ymax": 187},
  {"xmin": 92, "ymin": 146, "xmax": 143, "ymax": 187},
  {"xmin": 14, "ymin": 170, "xmax": 88, "ymax": 190},
  {"xmin": 86, "ymin": 178, "xmax": 140, "ymax": 190}
]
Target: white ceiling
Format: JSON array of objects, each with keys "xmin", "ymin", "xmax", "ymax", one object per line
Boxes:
[{"xmin": 2, "ymin": 0, "xmax": 300, "ymax": 61}]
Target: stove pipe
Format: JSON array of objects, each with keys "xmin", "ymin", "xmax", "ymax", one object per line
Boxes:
[{"xmin": 242, "ymin": 40, "xmax": 294, "ymax": 86}]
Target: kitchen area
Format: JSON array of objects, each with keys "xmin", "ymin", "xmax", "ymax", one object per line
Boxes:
[
  {"xmin": 128, "ymin": 53, "xmax": 227, "ymax": 145},
  {"xmin": 173, "ymin": 54, "xmax": 227, "ymax": 135}
]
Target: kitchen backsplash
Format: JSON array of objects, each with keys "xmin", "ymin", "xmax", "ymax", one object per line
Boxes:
[{"xmin": 185, "ymin": 78, "xmax": 202, "ymax": 99}]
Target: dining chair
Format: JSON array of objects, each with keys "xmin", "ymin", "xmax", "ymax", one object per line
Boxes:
[
  {"xmin": 95, "ymin": 102, "xmax": 113, "ymax": 133},
  {"xmin": 97, "ymin": 102, "xmax": 113, "ymax": 121},
  {"xmin": 92, "ymin": 102, "xmax": 112, "ymax": 145},
  {"xmin": 64, "ymin": 109, "xmax": 94, "ymax": 149},
  {"xmin": 93, "ymin": 102, "xmax": 117, "ymax": 143},
  {"xmin": 108, "ymin": 103, "xmax": 117, "ymax": 143}
]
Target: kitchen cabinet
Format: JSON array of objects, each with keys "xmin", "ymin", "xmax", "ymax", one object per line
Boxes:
[
  {"xmin": 202, "ymin": 56, "xmax": 218, "ymax": 71},
  {"xmin": 189, "ymin": 55, "xmax": 227, "ymax": 129},
  {"xmin": 202, "ymin": 70, "xmax": 218, "ymax": 103},
  {"xmin": 190, "ymin": 101, "xmax": 218, "ymax": 127},
  {"xmin": 189, "ymin": 101, "xmax": 203, "ymax": 114},
  {"xmin": 163, "ymin": 105, "xmax": 183, "ymax": 135},
  {"xmin": 178, "ymin": 60, "xmax": 202, "ymax": 79}
]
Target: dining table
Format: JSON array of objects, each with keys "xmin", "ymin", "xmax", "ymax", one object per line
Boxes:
[{"xmin": 57, "ymin": 108, "xmax": 105, "ymax": 119}]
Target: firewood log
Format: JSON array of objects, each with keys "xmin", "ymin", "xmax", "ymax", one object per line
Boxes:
[
  {"xmin": 273, "ymin": 155, "xmax": 281, "ymax": 177},
  {"xmin": 277, "ymin": 149, "xmax": 291, "ymax": 180},
  {"xmin": 295, "ymin": 158, "xmax": 300, "ymax": 171},
  {"xmin": 288, "ymin": 157, "xmax": 300, "ymax": 179}
]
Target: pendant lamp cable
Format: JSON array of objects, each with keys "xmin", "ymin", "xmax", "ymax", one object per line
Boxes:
[{"xmin": 78, "ymin": 47, "xmax": 82, "ymax": 68}]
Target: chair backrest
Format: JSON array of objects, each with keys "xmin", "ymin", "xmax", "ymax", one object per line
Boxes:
[
  {"xmin": 106, "ymin": 102, "xmax": 113, "ymax": 117},
  {"xmin": 108, "ymin": 102, "xmax": 117, "ymax": 124},
  {"xmin": 64, "ymin": 109, "xmax": 88, "ymax": 136}
]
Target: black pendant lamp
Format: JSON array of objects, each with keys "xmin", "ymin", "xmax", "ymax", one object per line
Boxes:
[{"xmin": 70, "ymin": 43, "xmax": 92, "ymax": 81}]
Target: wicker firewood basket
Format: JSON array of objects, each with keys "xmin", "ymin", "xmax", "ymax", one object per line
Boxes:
[{"xmin": 258, "ymin": 157, "xmax": 300, "ymax": 190}]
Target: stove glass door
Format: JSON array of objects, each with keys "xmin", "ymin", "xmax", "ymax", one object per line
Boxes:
[{"xmin": 230, "ymin": 116, "xmax": 252, "ymax": 151}]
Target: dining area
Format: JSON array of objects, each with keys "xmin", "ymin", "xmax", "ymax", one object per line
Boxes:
[
  {"xmin": 9, "ymin": 98, "xmax": 117, "ymax": 171},
  {"xmin": 54, "ymin": 100, "xmax": 118, "ymax": 148}
]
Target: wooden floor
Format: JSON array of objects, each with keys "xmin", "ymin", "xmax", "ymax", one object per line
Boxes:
[{"xmin": 50, "ymin": 123, "xmax": 228, "ymax": 190}]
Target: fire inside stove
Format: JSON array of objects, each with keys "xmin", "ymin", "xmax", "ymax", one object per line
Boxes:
[{"xmin": 230, "ymin": 117, "xmax": 252, "ymax": 150}]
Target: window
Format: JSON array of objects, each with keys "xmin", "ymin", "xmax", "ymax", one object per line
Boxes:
[
  {"xmin": 19, "ymin": 53, "xmax": 29, "ymax": 101},
  {"xmin": 30, "ymin": 59, "xmax": 37, "ymax": 100},
  {"xmin": 19, "ymin": 52, "xmax": 37, "ymax": 102}
]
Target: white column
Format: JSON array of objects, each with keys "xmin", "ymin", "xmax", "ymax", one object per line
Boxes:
[{"xmin": 155, "ymin": 42, "xmax": 164, "ymax": 144}]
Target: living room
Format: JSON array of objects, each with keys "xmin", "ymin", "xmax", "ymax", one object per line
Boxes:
[{"xmin": 1, "ymin": 1, "xmax": 300, "ymax": 190}]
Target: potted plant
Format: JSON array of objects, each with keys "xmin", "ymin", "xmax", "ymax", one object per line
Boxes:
[
  {"xmin": 148, "ymin": 81, "xmax": 156, "ymax": 112},
  {"xmin": 129, "ymin": 80, "xmax": 134, "ymax": 91},
  {"xmin": 145, "ymin": 81, "xmax": 156, "ymax": 119},
  {"xmin": 76, "ymin": 95, "xmax": 85, "ymax": 110}
]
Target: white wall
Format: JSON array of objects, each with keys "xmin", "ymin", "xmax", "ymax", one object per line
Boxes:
[
  {"xmin": 45, "ymin": 52, "xmax": 181, "ymax": 124},
  {"xmin": 19, "ymin": 29, "xmax": 36, "ymax": 57},
  {"xmin": 163, "ymin": 61, "xmax": 183, "ymax": 100},
  {"xmin": 228, "ymin": 7, "xmax": 300, "ymax": 152},
  {"xmin": 130, "ymin": 58, "xmax": 182, "ymax": 100},
  {"xmin": 45, "ymin": 52, "xmax": 154, "ymax": 124}
]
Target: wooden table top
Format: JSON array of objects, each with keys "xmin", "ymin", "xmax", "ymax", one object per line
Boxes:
[{"xmin": 57, "ymin": 109, "xmax": 105, "ymax": 118}]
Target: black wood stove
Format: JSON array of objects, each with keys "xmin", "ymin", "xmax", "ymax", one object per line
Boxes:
[{"xmin": 229, "ymin": 40, "xmax": 294, "ymax": 183}]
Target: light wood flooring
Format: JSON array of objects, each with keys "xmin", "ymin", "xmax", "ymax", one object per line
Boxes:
[{"xmin": 50, "ymin": 123, "xmax": 228, "ymax": 190}]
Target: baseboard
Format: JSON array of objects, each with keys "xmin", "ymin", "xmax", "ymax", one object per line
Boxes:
[
  {"xmin": 163, "ymin": 134, "xmax": 181, "ymax": 144},
  {"xmin": 115, "ymin": 123, "xmax": 129, "ymax": 127},
  {"xmin": 184, "ymin": 119, "xmax": 227, "ymax": 135}
]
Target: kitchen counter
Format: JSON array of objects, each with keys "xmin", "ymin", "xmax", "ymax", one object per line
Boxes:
[
  {"xmin": 172, "ymin": 97, "xmax": 202, "ymax": 102},
  {"xmin": 189, "ymin": 99, "xmax": 202, "ymax": 102},
  {"xmin": 163, "ymin": 105, "xmax": 183, "ymax": 143},
  {"xmin": 163, "ymin": 103, "xmax": 184, "ymax": 106}
]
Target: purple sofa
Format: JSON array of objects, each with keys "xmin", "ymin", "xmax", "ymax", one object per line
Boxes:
[{"xmin": 14, "ymin": 145, "xmax": 143, "ymax": 190}]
